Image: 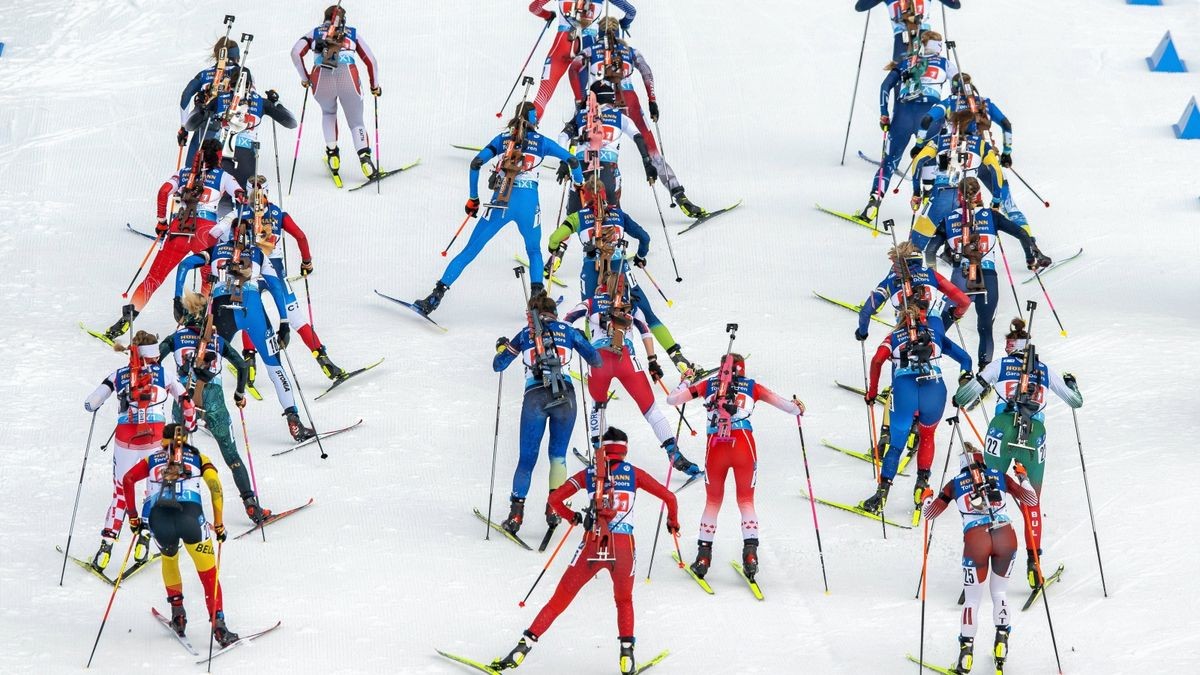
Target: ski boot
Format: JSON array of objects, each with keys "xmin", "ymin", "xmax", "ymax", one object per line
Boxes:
[
  {"xmin": 666, "ymin": 344, "xmax": 696, "ymax": 377},
  {"xmin": 1026, "ymin": 549, "xmax": 1042, "ymax": 589},
  {"xmin": 283, "ymin": 406, "xmax": 316, "ymax": 442},
  {"xmin": 358, "ymin": 148, "xmax": 378, "ymax": 178},
  {"xmin": 243, "ymin": 494, "xmax": 272, "ymax": 524},
  {"xmin": 690, "ymin": 541, "xmax": 713, "ymax": 579},
  {"xmin": 544, "ymin": 503, "xmax": 561, "ymax": 529},
  {"xmin": 325, "ymin": 146, "xmax": 342, "ymax": 187},
  {"xmin": 913, "ymin": 468, "xmax": 932, "ymax": 507},
  {"xmin": 242, "ymin": 348, "xmax": 258, "ymax": 388},
  {"xmin": 502, "ymin": 497, "xmax": 525, "ymax": 535},
  {"xmin": 664, "ymin": 440, "xmax": 701, "ymax": 477},
  {"xmin": 313, "ymin": 346, "xmax": 346, "ymax": 380},
  {"xmin": 956, "ymin": 635, "xmax": 974, "ymax": 674},
  {"xmin": 618, "ymin": 636, "xmax": 637, "ymax": 675},
  {"xmin": 529, "ymin": 281, "xmax": 545, "ymax": 298},
  {"xmin": 91, "ymin": 532, "xmax": 116, "ymax": 571},
  {"xmin": 212, "ymin": 610, "xmax": 239, "ymax": 647},
  {"xmin": 413, "ymin": 281, "xmax": 448, "ymax": 316},
  {"xmin": 132, "ymin": 527, "xmax": 153, "ymax": 563},
  {"xmin": 859, "ymin": 478, "xmax": 892, "ymax": 514},
  {"xmin": 491, "ymin": 633, "xmax": 534, "ymax": 670},
  {"xmin": 993, "ymin": 625, "xmax": 1011, "ymax": 673},
  {"xmin": 168, "ymin": 594, "xmax": 186, "ymax": 636},
  {"xmin": 741, "ymin": 538, "xmax": 760, "ymax": 582},
  {"xmin": 103, "ymin": 304, "xmax": 138, "ymax": 342},
  {"xmin": 858, "ymin": 192, "xmax": 881, "ymax": 223},
  {"xmin": 671, "ymin": 186, "xmax": 705, "ymax": 219}
]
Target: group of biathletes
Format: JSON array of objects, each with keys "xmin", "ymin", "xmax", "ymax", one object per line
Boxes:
[
  {"xmin": 70, "ymin": 5, "xmax": 388, "ymax": 660},
  {"xmin": 431, "ymin": 2, "xmax": 1102, "ymax": 675}
]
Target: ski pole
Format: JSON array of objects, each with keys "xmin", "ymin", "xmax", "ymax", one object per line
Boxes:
[
  {"xmin": 519, "ymin": 520, "xmax": 577, "ymax": 606},
  {"xmin": 496, "ymin": 18, "xmax": 552, "ymax": 118},
  {"xmin": 280, "ymin": 346, "xmax": 327, "ymax": 459},
  {"xmin": 655, "ymin": 378, "xmax": 696, "ymax": 436},
  {"xmin": 992, "ymin": 234, "xmax": 1025, "ymax": 323},
  {"xmin": 271, "ymin": 119, "xmax": 284, "ymax": 210},
  {"xmin": 485, "ymin": 370, "xmax": 505, "ymax": 540},
  {"xmin": 1032, "ymin": 269, "xmax": 1068, "ymax": 337},
  {"xmin": 645, "ymin": 458, "xmax": 676, "ymax": 582},
  {"xmin": 100, "ymin": 427, "xmax": 116, "ymax": 452},
  {"xmin": 373, "ymin": 95, "xmax": 381, "ymax": 194},
  {"xmin": 440, "ymin": 214, "xmax": 473, "ymax": 257},
  {"xmin": 238, "ymin": 407, "xmax": 266, "ymax": 543},
  {"xmin": 205, "ymin": 539, "xmax": 223, "ymax": 671},
  {"xmin": 653, "ymin": 119, "xmax": 668, "ymax": 163},
  {"xmin": 860, "ymin": 341, "xmax": 886, "ymax": 540},
  {"xmin": 61, "ymin": 411, "xmax": 98, "ymax": 586},
  {"xmin": 85, "ymin": 536, "xmax": 137, "ymax": 667},
  {"xmin": 1009, "ymin": 167, "xmax": 1050, "ymax": 208},
  {"xmin": 1022, "ymin": 503, "xmax": 1064, "ymax": 674},
  {"xmin": 649, "ymin": 183, "xmax": 682, "ymax": 282},
  {"xmin": 1071, "ymin": 408, "xmax": 1108, "ymax": 597},
  {"xmin": 303, "ymin": 275, "xmax": 316, "ymax": 331},
  {"xmin": 638, "ymin": 266, "xmax": 673, "ymax": 307},
  {"xmin": 917, "ymin": 512, "xmax": 931, "ymax": 674},
  {"xmin": 840, "ymin": 12, "xmax": 871, "ymax": 165},
  {"xmin": 287, "ymin": 86, "xmax": 309, "ymax": 196},
  {"xmin": 796, "ymin": 413, "xmax": 830, "ymax": 593},
  {"xmin": 671, "ymin": 528, "xmax": 684, "ymax": 568},
  {"xmin": 122, "ymin": 234, "xmax": 163, "ymax": 297},
  {"xmin": 913, "ymin": 416, "xmax": 958, "ymax": 599},
  {"xmin": 889, "ymin": 157, "xmax": 915, "ymax": 194}
]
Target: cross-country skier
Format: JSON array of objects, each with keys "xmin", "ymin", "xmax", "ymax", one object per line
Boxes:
[
  {"xmin": 953, "ymin": 318, "xmax": 1083, "ymax": 586},
  {"xmin": 290, "ymin": 3, "xmax": 382, "ymax": 183},
  {"xmin": 490, "ymin": 426, "xmax": 677, "ymax": 675},
  {"xmin": 558, "ymin": 80, "xmax": 656, "ymax": 213},
  {"xmin": 919, "ymin": 178, "xmax": 1051, "ymax": 368},
  {"xmin": 412, "ymin": 102, "xmax": 582, "ymax": 316},
  {"xmin": 174, "ymin": 225, "xmax": 315, "ymax": 442},
  {"xmin": 122, "ymin": 423, "xmax": 238, "ymax": 646},
  {"xmin": 910, "ymin": 108, "xmax": 1005, "ymax": 240},
  {"xmin": 855, "ymin": 241, "xmax": 971, "ymax": 343},
  {"xmin": 83, "ymin": 331, "xmax": 197, "ymax": 571},
  {"xmin": 527, "ymin": 0, "xmax": 636, "ymax": 121},
  {"xmin": 665, "ymin": 355, "xmax": 805, "ymax": 582},
  {"xmin": 853, "ymin": 0, "xmax": 961, "ymax": 61},
  {"xmin": 859, "ymin": 30, "xmax": 957, "ymax": 223},
  {"xmin": 859, "ymin": 304, "xmax": 972, "ymax": 514},
  {"xmin": 178, "ymin": 37, "xmax": 254, "ymax": 156},
  {"xmin": 573, "ymin": 17, "xmax": 705, "ymax": 216},
  {"xmin": 161, "ymin": 292, "xmax": 270, "ymax": 522},
  {"xmin": 923, "ymin": 443, "xmax": 1038, "ymax": 675},
  {"xmin": 562, "ymin": 281, "xmax": 701, "ymax": 475},
  {"xmin": 493, "ymin": 294, "xmax": 602, "ymax": 534},
  {"xmin": 237, "ymin": 175, "xmax": 346, "ymax": 381},
  {"xmin": 185, "ymin": 76, "xmax": 297, "ymax": 188},
  {"xmin": 102, "ymin": 140, "xmax": 244, "ymax": 342}
]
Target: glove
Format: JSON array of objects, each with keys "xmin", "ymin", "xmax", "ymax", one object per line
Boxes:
[
  {"xmin": 619, "ymin": 16, "xmax": 633, "ymax": 32},
  {"xmin": 555, "ymin": 162, "xmax": 570, "ymax": 184},
  {"xmin": 155, "ymin": 218, "xmax": 169, "ymax": 237},
  {"xmin": 854, "ymin": 328, "xmax": 868, "ymax": 342},
  {"xmin": 234, "ymin": 391, "xmax": 247, "ymax": 409},
  {"xmin": 648, "ymin": 100, "xmax": 659, "ymax": 122},
  {"xmin": 792, "ymin": 396, "xmax": 806, "ymax": 415},
  {"xmin": 937, "ymin": 154, "xmax": 951, "ymax": 171},
  {"xmin": 570, "ymin": 511, "xmax": 584, "ymax": 525},
  {"xmin": 176, "ymin": 126, "xmax": 188, "ymax": 147},
  {"xmin": 647, "ymin": 354, "xmax": 665, "ymax": 382},
  {"xmin": 879, "ymin": 115, "xmax": 890, "ymax": 130},
  {"xmin": 666, "ymin": 518, "xmax": 680, "ymax": 535},
  {"xmin": 1026, "ymin": 247, "xmax": 1051, "ymax": 271},
  {"xmin": 632, "ymin": 255, "xmax": 647, "ymax": 268},
  {"xmin": 128, "ymin": 516, "xmax": 144, "ymax": 533},
  {"xmin": 1000, "ymin": 152, "xmax": 1012, "ymax": 168},
  {"xmin": 371, "ymin": 86, "xmax": 382, "ymax": 97},
  {"xmin": 495, "ymin": 337, "xmax": 511, "ymax": 354},
  {"xmin": 864, "ymin": 384, "xmax": 878, "ymax": 406},
  {"xmin": 234, "ymin": 189, "xmax": 247, "ymax": 205},
  {"xmin": 910, "ymin": 142, "xmax": 924, "ymax": 158},
  {"xmin": 214, "ymin": 523, "xmax": 227, "ymax": 543},
  {"xmin": 952, "ymin": 305, "xmax": 968, "ymax": 322},
  {"xmin": 301, "ymin": 79, "xmax": 311, "ymax": 88},
  {"xmin": 958, "ymin": 370, "xmax": 974, "ymax": 386},
  {"xmin": 276, "ymin": 320, "xmax": 291, "ymax": 349},
  {"xmin": 266, "ymin": 89, "xmax": 280, "ymax": 104},
  {"xmin": 173, "ymin": 296, "xmax": 186, "ymax": 322},
  {"xmin": 910, "ymin": 195, "xmax": 922, "ymax": 212},
  {"xmin": 465, "ymin": 197, "xmax": 480, "ymax": 217},
  {"xmin": 300, "ymin": 259, "xmax": 314, "ymax": 277},
  {"xmin": 643, "ymin": 158, "xmax": 658, "ymax": 183}
]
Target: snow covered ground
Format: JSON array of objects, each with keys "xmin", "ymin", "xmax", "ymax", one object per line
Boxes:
[{"xmin": 2, "ymin": 0, "xmax": 1199, "ymax": 672}]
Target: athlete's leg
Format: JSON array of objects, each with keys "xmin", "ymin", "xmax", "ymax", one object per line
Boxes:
[
  {"xmin": 513, "ymin": 387, "xmax": 551, "ymax": 500},
  {"xmin": 698, "ymin": 439, "xmax": 733, "ymax": 543},
  {"xmin": 439, "ymin": 211, "xmax": 510, "ymax": 287},
  {"xmin": 730, "ymin": 430, "xmax": 760, "ymax": 541}
]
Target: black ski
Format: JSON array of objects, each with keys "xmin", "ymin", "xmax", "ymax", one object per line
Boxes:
[
  {"xmin": 857, "ymin": 150, "xmax": 882, "ymax": 167},
  {"xmin": 348, "ymin": 159, "xmax": 422, "ymax": 192},
  {"xmin": 1021, "ymin": 248, "xmax": 1083, "ymax": 284},
  {"xmin": 151, "ymin": 607, "xmax": 199, "ymax": 656},
  {"xmin": 677, "ymin": 200, "xmax": 743, "ymax": 234},
  {"xmin": 314, "ymin": 358, "xmax": 385, "ymax": 400},
  {"xmin": 233, "ymin": 498, "xmax": 315, "ymax": 539},
  {"xmin": 271, "ymin": 419, "xmax": 363, "ymax": 456},
  {"xmin": 193, "ymin": 621, "xmax": 282, "ymax": 663},
  {"xmin": 374, "ymin": 289, "xmax": 448, "ymax": 331},
  {"xmin": 126, "ymin": 222, "xmax": 157, "ymax": 240},
  {"xmin": 1022, "ymin": 563, "xmax": 1065, "ymax": 611}
]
